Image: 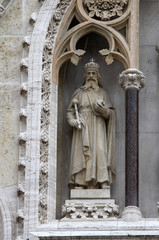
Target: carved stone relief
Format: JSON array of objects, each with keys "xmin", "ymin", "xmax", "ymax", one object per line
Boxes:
[
  {"xmin": 39, "ymin": 0, "xmax": 73, "ymax": 224},
  {"xmin": 62, "ymin": 201, "xmax": 119, "ymax": 219},
  {"xmin": 84, "ymin": 0, "xmax": 128, "ymax": 21}
]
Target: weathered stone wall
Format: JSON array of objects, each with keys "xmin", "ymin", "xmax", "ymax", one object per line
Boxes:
[
  {"xmin": 139, "ymin": 0, "xmax": 159, "ymax": 217},
  {"xmin": 0, "ymin": 0, "xmax": 38, "ymax": 238},
  {"xmin": 0, "ymin": 0, "xmax": 38, "ymax": 187}
]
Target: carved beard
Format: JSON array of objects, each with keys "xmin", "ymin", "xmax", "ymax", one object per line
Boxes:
[{"xmin": 83, "ymin": 80, "xmax": 99, "ymax": 92}]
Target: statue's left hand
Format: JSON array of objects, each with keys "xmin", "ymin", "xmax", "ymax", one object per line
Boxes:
[{"xmin": 94, "ymin": 100, "xmax": 110, "ymax": 116}]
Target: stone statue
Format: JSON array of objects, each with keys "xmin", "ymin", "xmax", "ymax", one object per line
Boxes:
[{"xmin": 67, "ymin": 59, "xmax": 116, "ymax": 189}]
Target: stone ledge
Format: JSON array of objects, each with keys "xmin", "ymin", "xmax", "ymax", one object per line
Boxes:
[{"xmin": 30, "ymin": 219, "xmax": 159, "ymax": 239}]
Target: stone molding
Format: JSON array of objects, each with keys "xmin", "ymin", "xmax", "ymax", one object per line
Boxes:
[
  {"xmin": 119, "ymin": 68, "xmax": 145, "ymax": 91},
  {"xmin": 18, "ymin": 0, "xmax": 73, "ymax": 239},
  {"xmin": 17, "ymin": 0, "xmax": 49, "ymax": 238},
  {"xmin": 29, "ymin": 219, "xmax": 159, "ymax": 239},
  {"xmin": 39, "ymin": 0, "xmax": 72, "ymax": 225}
]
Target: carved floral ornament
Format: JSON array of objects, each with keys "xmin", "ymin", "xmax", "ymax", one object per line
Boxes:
[
  {"xmin": 84, "ymin": 0, "xmax": 128, "ymax": 21},
  {"xmin": 62, "ymin": 202, "xmax": 119, "ymax": 219}
]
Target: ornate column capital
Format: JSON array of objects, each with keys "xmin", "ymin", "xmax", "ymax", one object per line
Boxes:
[{"xmin": 119, "ymin": 68, "xmax": 145, "ymax": 91}]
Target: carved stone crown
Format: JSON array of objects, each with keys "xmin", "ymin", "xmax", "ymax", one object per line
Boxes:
[{"xmin": 84, "ymin": 58, "xmax": 100, "ymax": 72}]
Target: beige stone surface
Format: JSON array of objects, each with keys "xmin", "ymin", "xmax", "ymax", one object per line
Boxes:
[
  {"xmin": 24, "ymin": 0, "xmax": 39, "ymax": 31},
  {"xmin": 0, "ymin": 85, "xmax": 20, "ymax": 187},
  {"xmin": 0, "ymin": 37, "xmax": 22, "ymax": 83},
  {"xmin": 0, "ymin": 0, "xmax": 22, "ymax": 35}
]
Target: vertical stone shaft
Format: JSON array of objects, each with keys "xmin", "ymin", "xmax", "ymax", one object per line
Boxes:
[
  {"xmin": 126, "ymin": 88, "xmax": 139, "ymax": 206},
  {"xmin": 119, "ymin": 68, "xmax": 145, "ymax": 211}
]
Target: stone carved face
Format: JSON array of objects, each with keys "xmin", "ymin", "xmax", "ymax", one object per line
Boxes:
[
  {"xmin": 84, "ymin": 69, "xmax": 99, "ymax": 84},
  {"xmin": 83, "ymin": 69, "xmax": 100, "ymax": 91}
]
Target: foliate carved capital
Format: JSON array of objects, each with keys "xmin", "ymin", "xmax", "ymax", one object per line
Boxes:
[{"xmin": 119, "ymin": 68, "xmax": 145, "ymax": 91}]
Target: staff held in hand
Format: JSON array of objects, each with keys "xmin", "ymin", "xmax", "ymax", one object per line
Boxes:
[{"xmin": 72, "ymin": 99, "xmax": 81, "ymax": 130}]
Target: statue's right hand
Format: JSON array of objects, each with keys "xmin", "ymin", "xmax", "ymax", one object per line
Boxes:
[{"xmin": 68, "ymin": 119, "xmax": 81, "ymax": 129}]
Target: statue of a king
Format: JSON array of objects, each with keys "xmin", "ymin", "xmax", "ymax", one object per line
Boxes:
[{"xmin": 67, "ymin": 59, "xmax": 116, "ymax": 189}]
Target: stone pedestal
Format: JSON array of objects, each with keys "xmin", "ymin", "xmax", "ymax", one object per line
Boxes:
[
  {"xmin": 62, "ymin": 199, "xmax": 119, "ymax": 220},
  {"xmin": 62, "ymin": 188, "xmax": 118, "ymax": 220}
]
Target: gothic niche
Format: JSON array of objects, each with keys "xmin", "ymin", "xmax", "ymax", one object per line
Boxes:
[
  {"xmin": 56, "ymin": 31, "xmax": 124, "ymax": 219},
  {"xmin": 52, "ymin": 0, "xmax": 132, "ymax": 220}
]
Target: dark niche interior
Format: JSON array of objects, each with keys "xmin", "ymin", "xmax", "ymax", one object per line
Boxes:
[{"xmin": 56, "ymin": 32, "xmax": 125, "ymax": 219}]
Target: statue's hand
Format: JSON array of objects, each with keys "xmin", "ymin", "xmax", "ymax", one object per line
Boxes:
[
  {"xmin": 94, "ymin": 100, "xmax": 110, "ymax": 117},
  {"xmin": 68, "ymin": 119, "xmax": 82, "ymax": 129}
]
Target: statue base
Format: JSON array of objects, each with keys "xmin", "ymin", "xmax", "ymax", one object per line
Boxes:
[
  {"xmin": 62, "ymin": 199, "xmax": 119, "ymax": 220},
  {"xmin": 70, "ymin": 187, "xmax": 110, "ymax": 199}
]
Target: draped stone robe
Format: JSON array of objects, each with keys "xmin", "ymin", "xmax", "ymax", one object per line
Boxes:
[{"xmin": 67, "ymin": 87, "xmax": 116, "ymax": 188}]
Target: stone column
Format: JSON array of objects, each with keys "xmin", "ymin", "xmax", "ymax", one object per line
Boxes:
[{"xmin": 119, "ymin": 68, "xmax": 145, "ymax": 221}]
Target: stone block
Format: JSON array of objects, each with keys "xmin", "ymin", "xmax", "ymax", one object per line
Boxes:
[
  {"xmin": 70, "ymin": 188, "xmax": 110, "ymax": 199},
  {"xmin": 0, "ymin": 37, "xmax": 23, "ymax": 83}
]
